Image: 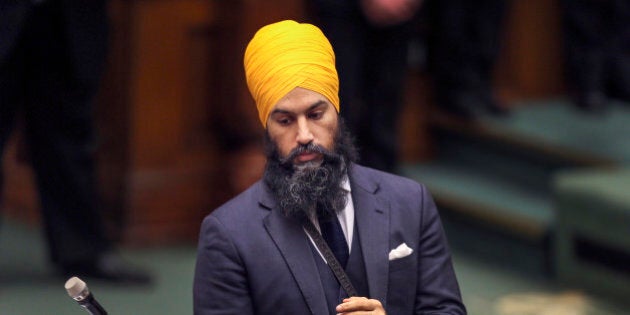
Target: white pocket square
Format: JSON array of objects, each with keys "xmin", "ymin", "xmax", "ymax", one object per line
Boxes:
[{"xmin": 388, "ymin": 243, "xmax": 413, "ymax": 261}]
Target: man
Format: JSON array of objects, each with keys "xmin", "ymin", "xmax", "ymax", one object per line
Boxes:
[
  {"xmin": 194, "ymin": 20, "xmax": 465, "ymax": 314},
  {"xmin": 0, "ymin": 0, "xmax": 149, "ymax": 283}
]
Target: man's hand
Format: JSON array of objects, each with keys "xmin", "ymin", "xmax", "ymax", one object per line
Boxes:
[
  {"xmin": 361, "ymin": 0, "xmax": 422, "ymax": 27},
  {"xmin": 336, "ymin": 296, "xmax": 386, "ymax": 314}
]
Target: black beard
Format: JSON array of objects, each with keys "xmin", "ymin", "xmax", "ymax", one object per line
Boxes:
[{"xmin": 263, "ymin": 119, "xmax": 358, "ymax": 222}]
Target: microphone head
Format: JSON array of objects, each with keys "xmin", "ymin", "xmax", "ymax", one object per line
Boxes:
[{"xmin": 65, "ymin": 277, "xmax": 89, "ymax": 301}]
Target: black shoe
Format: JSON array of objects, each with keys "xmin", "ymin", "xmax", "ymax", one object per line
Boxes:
[
  {"xmin": 440, "ymin": 90, "xmax": 509, "ymax": 120},
  {"xmin": 608, "ymin": 57, "xmax": 630, "ymax": 103},
  {"xmin": 439, "ymin": 91, "xmax": 487, "ymax": 120},
  {"xmin": 60, "ymin": 252, "xmax": 153, "ymax": 285},
  {"xmin": 574, "ymin": 90, "xmax": 608, "ymax": 113},
  {"xmin": 478, "ymin": 90, "xmax": 510, "ymax": 117}
]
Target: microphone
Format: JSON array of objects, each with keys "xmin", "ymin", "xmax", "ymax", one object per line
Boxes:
[{"xmin": 64, "ymin": 277, "xmax": 109, "ymax": 315}]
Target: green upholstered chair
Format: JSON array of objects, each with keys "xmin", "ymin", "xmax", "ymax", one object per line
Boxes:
[{"xmin": 553, "ymin": 168, "xmax": 630, "ymax": 300}]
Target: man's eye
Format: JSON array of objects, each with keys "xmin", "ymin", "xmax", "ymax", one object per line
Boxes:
[
  {"xmin": 277, "ymin": 117, "xmax": 293, "ymax": 125},
  {"xmin": 308, "ymin": 111, "xmax": 323, "ymax": 119}
]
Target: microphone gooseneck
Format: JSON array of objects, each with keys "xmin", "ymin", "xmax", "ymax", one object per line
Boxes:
[{"xmin": 65, "ymin": 277, "xmax": 108, "ymax": 315}]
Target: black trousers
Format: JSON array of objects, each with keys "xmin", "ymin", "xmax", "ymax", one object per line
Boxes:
[
  {"xmin": 561, "ymin": 0, "xmax": 630, "ymax": 100},
  {"xmin": 0, "ymin": 1, "xmax": 110, "ymax": 266},
  {"xmin": 423, "ymin": 0, "xmax": 509, "ymax": 100},
  {"xmin": 308, "ymin": 1, "xmax": 412, "ymax": 172}
]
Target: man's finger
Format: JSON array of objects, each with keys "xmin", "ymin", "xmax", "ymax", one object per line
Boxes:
[{"xmin": 336, "ymin": 296, "xmax": 384, "ymax": 313}]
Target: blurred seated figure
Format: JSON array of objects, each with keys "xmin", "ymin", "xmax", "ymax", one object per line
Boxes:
[
  {"xmin": 561, "ymin": 0, "xmax": 630, "ymax": 112},
  {"xmin": 0, "ymin": 0, "xmax": 150, "ymax": 284}
]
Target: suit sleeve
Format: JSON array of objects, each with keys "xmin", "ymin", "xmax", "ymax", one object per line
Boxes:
[
  {"xmin": 193, "ymin": 215, "xmax": 254, "ymax": 315},
  {"xmin": 415, "ymin": 185, "xmax": 467, "ymax": 314}
]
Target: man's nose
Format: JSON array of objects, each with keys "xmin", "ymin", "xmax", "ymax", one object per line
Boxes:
[{"xmin": 296, "ymin": 118, "xmax": 314, "ymax": 145}]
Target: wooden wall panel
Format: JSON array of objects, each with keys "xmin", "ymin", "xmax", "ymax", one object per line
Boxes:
[
  {"xmin": 495, "ymin": 0, "xmax": 565, "ymax": 103},
  {"xmin": 117, "ymin": 0, "xmax": 220, "ymax": 244},
  {"xmin": 1, "ymin": 135, "xmax": 39, "ymax": 224},
  {"xmin": 128, "ymin": 0, "xmax": 213, "ymax": 167}
]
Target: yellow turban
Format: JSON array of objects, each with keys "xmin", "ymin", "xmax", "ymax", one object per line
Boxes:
[{"xmin": 244, "ymin": 20, "xmax": 340, "ymax": 127}]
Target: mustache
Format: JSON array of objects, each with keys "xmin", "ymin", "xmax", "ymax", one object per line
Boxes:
[{"xmin": 279, "ymin": 142, "xmax": 341, "ymax": 166}]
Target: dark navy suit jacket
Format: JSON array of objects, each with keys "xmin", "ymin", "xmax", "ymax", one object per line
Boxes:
[{"xmin": 193, "ymin": 164, "xmax": 466, "ymax": 314}]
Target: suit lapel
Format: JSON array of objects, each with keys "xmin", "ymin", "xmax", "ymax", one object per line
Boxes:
[
  {"xmin": 350, "ymin": 166, "xmax": 390, "ymax": 307},
  {"xmin": 261, "ymin": 189, "xmax": 329, "ymax": 315}
]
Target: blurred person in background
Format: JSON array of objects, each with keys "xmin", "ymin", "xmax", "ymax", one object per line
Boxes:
[
  {"xmin": 0, "ymin": 0, "xmax": 150, "ymax": 283},
  {"xmin": 422, "ymin": 0, "xmax": 511, "ymax": 120},
  {"xmin": 306, "ymin": 0, "xmax": 424, "ymax": 173},
  {"xmin": 560, "ymin": 0, "xmax": 630, "ymax": 112}
]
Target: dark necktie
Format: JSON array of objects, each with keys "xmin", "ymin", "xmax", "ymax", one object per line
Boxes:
[{"xmin": 318, "ymin": 213, "xmax": 349, "ymax": 268}]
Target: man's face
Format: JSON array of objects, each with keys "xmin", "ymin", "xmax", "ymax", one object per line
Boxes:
[{"xmin": 266, "ymin": 87, "xmax": 339, "ymax": 166}]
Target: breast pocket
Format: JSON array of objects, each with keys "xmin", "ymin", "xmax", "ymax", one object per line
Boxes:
[
  {"xmin": 388, "ymin": 253, "xmax": 416, "ymax": 272},
  {"xmin": 387, "ymin": 254, "xmax": 417, "ymax": 310}
]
